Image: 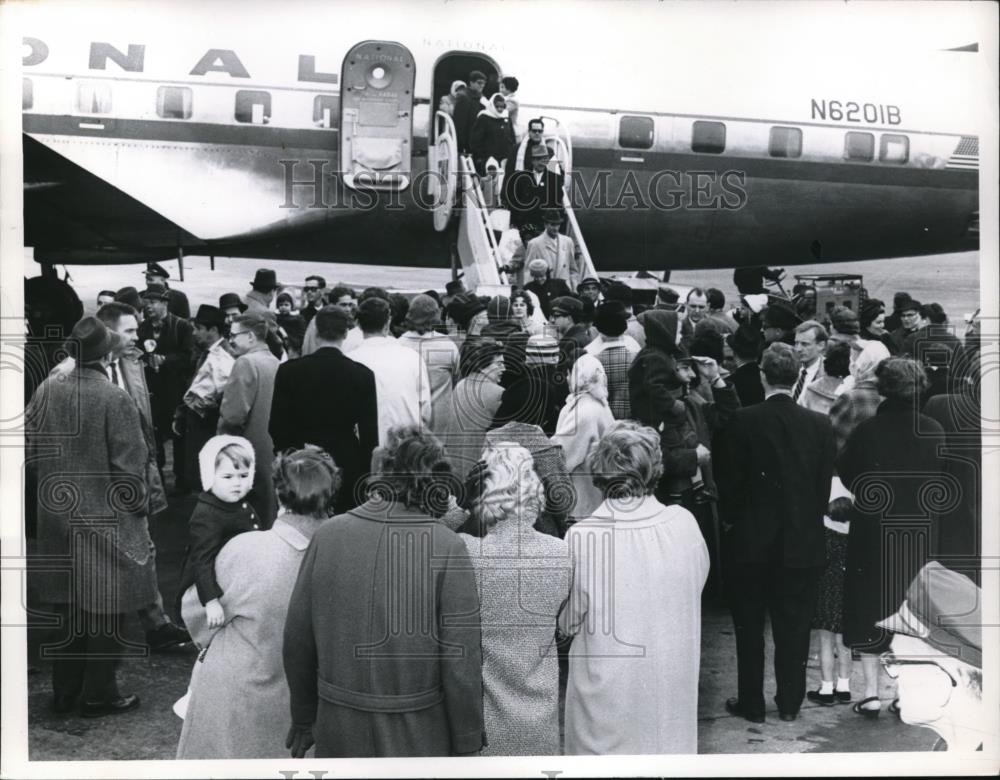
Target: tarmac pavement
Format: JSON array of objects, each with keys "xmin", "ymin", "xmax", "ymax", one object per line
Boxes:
[{"xmin": 24, "ymin": 455, "xmax": 938, "ymax": 760}]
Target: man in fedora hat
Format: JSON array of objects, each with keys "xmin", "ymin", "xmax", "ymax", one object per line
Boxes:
[
  {"xmin": 138, "ymin": 282, "xmax": 195, "ymax": 492},
  {"xmin": 524, "ymin": 208, "xmax": 580, "ymax": 289},
  {"xmin": 507, "ymin": 144, "xmax": 565, "ymax": 247},
  {"xmin": 245, "ymin": 268, "xmax": 281, "ymax": 314},
  {"xmin": 876, "ymin": 562, "xmax": 984, "ymax": 751},
  {"xmin": 145, "ymin": 262, "xmax": 190, "ymax": 319},
  {"xmin": 174, "ymin": 305, "xmax": 236, "ymax": 489},
  {"xmin": 761, "ymin": 297, "xmax": 803, "ymax": 347},
  {"xmin": 27, "ymin": 317, "xmax": 158, "ymax": 716},
  {"xmin": 218, "ymin": 292, "xmax": 247, "ymax": 327}
]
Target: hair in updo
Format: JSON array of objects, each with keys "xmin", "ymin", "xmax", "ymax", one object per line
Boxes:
[
  {"xmin": 369, "ymin": 426, "xmax": 456, "ymax": 515},
  {"xmin": 272, "ymin": 446, "xmax": 341, "ymax": 518},
  {"xmin": 471, "ymin": 443, "xmax": 543, "ymax": 531},
  {"xmin": 589, "ymin": 420, "xmax": 664, "ymax": 499}
]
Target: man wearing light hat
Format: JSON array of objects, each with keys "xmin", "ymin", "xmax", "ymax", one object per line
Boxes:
[
  {"xmin": 524, "ymin": 257, "xmax": 573, "ymax": 320},
  {"xmin": 27, "ymin": 317, "xmax": 157, "ymax": 716},
  {"xmin": 877, "ymin": 562, "xmax": 985, "ymax": 751},
  {"xmin": 144, "ymin": 262, "xmax": 190, "ymax": 319},
  {"xmin": 524, "ymin": 208, "xmax": 580, "ymax": 288}
]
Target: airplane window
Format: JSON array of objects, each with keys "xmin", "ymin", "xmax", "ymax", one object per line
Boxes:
[
  {"xmin": 768, "ymin": 126, "xmax": 802, "ymax": 158},
  {"xmin": 313, "ymin": 95, "xmax": 339, "ymax": 128},
  {"xmin": 235, "ymin": 90, "xmax": 271, "ymax": 124},
  {"xmin": 23, "ymin": 78, "xmax": 33, "ymax": 110},
  {"xmin": 76, "ymin": 82, "xmax": 112, "ymax": 114},
  {"xmin": 844, "ymin": 131, "xmax": 874, "ymax": 162},
  {"xmin": 879, "ymin": 134, "xmax": 909, "ymax": 164},
  {"xmin": 157, "ymin": 86, "xmax": 192, "ymax": 120},
  {"xmin": 619, "ymin": 116, "xmax": 654, "ymax": 150},
  {"xmin": 692, "ymin": 121, "xmax": 726, "ymax": 154}
]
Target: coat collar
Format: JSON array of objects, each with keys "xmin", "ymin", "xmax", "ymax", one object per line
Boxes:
[
  {"xmin": 584, "ymin": 494, "xmax": 669, "ymax": 525},
  {"xmin": 197, "ymin": 490, "xmax": 251, "ymax": 512},
  {"xmin": 346, "ymin": 497, "xmax": 437, "ymax": 524},
  {"xmin": 271, "ymin": 515, "xmax": 319, "ymax": 550}
]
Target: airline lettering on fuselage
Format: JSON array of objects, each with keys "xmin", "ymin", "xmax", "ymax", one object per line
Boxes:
[
  {"xmin": 22, "ymin": 38, "xmax": 339, "ymax": 85},
  {"xmin": 811, "ymin": 99, "xmax": 901, "ymax": 125},
  {"xmin": 355, "ymin": 53, "xmax": 405, "ymax": 63}
]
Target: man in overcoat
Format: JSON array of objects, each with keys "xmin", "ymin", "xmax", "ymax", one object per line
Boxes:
[
  {"xmin": 713, "ymin": 342, "xmax": 836, "ymax": 723},
  {"xmin": 219, "ymin": 312, "xmax": 280, "ymax": 526},
  {"xmin": 269, "ymin": 305, "xmax": 378, "ymax": 514},
  {"xmin": 27, "ymin": 317, "xmax": 158, "ymax": 717}
]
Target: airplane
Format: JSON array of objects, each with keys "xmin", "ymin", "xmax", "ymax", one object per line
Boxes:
[{"xmin": 14, "ymin": 1, "xmax": 987, "ymax": 277}]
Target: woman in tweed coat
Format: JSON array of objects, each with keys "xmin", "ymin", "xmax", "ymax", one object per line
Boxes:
[{"xmin": 460, "ymin": 443, "xmax": 571, "ymax": 755}]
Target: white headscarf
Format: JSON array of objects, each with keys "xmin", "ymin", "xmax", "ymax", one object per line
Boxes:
[
  {"xmin": 850, "ymin": 340, "xmax": 891, "ymax": 385},
  {"xmin": 568, "ymin": 354, "xmax": 609, "ymax": 405},
  {"xmin": 199, "ymin": 435, "xmax": 256, "ymax": 492},
  {"xmin": 450, "ymin": 79, "xmax": 467, "ymax": 97},
  {"xmin": 478, "ymin": 92, "xmax": 509, "ymax": 120}
]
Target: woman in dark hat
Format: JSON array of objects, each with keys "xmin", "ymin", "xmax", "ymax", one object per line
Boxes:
[{"xmin": 859, "ymin": 298, "xmax": 899, "ymax": 355}]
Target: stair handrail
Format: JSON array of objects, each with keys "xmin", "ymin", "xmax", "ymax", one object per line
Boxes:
[{"xmin": 458, "ymin": 153, "xmax": 509, "ymax": 285}]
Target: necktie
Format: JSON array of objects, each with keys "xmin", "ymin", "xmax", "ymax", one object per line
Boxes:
[
  {"xmin": 792, "ymin": 367, "xmax": 807, "ymax": 401},
  {"xmin": 108, "ymin": 361, "xmax": 120, "ymax": 387}
]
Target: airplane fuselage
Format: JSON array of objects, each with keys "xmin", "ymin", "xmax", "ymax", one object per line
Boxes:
[{"xmin": 18, "ymin": 3, "xmax": 982, "ymax": 271}]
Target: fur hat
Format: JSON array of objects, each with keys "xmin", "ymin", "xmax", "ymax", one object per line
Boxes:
[
  {"xmin": 405, "ymin": 294, "xmax": 440, "ymax": 328},
  {"xmin": 594, "ymin": 301, "xmax": 627, "ymax": 337}
]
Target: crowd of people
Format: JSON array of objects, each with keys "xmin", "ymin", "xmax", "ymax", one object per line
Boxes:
[{"xmin": 23, "ymin": 258, "xmax": 985, "ymax": 755}]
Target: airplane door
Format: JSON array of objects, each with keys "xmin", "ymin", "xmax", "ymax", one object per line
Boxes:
[{"xmin": 340, "ymin": 41, "xmax": 415, "ymax": 191}]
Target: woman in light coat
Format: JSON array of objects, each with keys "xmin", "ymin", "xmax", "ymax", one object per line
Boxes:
[
  {"xmin": 560, "ymin": 421, "xmax": 709, "ymax": 754},
  {"xmin": 551, "ymin": 354, "xmax": 615, "ymax": 521},
  {"xmin": 460, "ymin": 444, "xmax": 571, "ymax": 755},
  {"xmin": 177, "ymin": 448, "xmax": 339, "ymax": 759}
]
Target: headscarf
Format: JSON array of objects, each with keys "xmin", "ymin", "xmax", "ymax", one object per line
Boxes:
[
  {"xmin": 567, "ymin": 354, "xmax": 609, "ymax": 405},
  {"xmin": 450, "ymin": 80, "xmax": 466, "ymax": 97},
  {"xmin": 478, "ymin": 92, "xmax": 509, "ymax": 120},
  {"xmin": 199, "ymin": 435, "xmax": 256, "ymax": 492},
  {"xmin": 850, "ymin": 339, "xmax": 891, "ymax": 386}
]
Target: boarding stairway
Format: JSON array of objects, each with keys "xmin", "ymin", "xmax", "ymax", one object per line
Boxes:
[{"xmin": 430, "ymin": 111, "xmax": 597, "ymax": 294}]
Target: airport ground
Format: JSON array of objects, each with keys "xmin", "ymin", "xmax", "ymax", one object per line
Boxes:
[{"xmin": 21, "ymin": 250, "xmax": 979, "ymax": 759}]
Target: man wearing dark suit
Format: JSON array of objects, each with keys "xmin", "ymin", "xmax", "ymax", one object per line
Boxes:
[
  {"xmin": 506, "ymin": 144, "xmax": 564, "ymax": 239},
  {"xmin": 145, "ymin": 262, "xmax": 191, "ymax": 319},
  {"xmin": 269, "ymin": 305, "xmax": 379, "ymax": 514},
  {"xmin": 726, "ymin": 325, "xmax": 765, "ymax": 407},
  {"xmin": 524, "ymin": 259, "xmax": 573, "ymax": 320},
  {"xmin": 713, "ymin": 342, "xmax": 835, "ymax": 723},
  {"xmin": 138, "ymin": 283, "xmax": 195, "ymax": 489}
]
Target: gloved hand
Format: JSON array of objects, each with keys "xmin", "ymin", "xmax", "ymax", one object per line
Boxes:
[{"xmin": 286, "ymin": 723, "xmax": 315, "ymax": 758}]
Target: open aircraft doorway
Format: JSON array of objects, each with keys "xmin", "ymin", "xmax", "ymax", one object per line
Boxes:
[
  {"xmin": 429, "ymin": 52, "xmax": 501, "ymax": 231},
  {"xmin": 340, "ymin": 40, "xmax": 415, "ymax": 192}
]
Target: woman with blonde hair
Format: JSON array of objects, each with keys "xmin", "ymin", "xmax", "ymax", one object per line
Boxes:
[
  {"xmin": 559, "ymin": 421, "xmax": 709, "ymax": 754},
  {"xmin": 551, "ymin": 354, "xmax": 615, "ymax": 522},
  {"xmin": 460, "ymin": 443, "xmax": 570, "ymax": 755}
]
